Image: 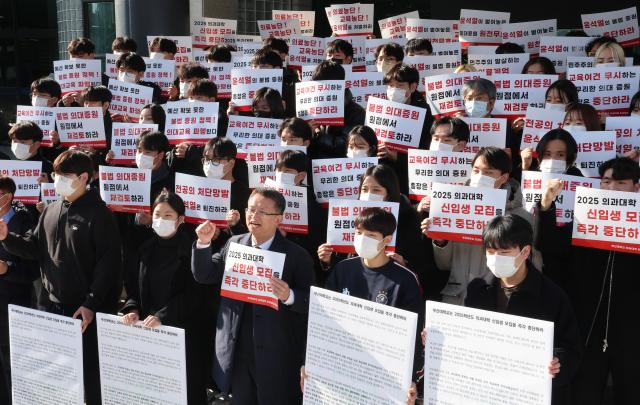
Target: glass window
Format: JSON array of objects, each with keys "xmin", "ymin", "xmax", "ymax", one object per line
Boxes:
[{"xmin": 83, "ymin": 1, "xmax": 115, "ymax": 55}]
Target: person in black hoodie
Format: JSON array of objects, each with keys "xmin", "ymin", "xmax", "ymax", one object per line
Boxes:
[
  {"xmin": 253, "ymin": 45, "xmax": 298, "ymax": 119},
  {"xmin": 7, "ymin": 121, "xmax": 53, "ymax": 177},
  {"xmin": 121, "ymin": 191, "xmax": 210, "ymax": 405},
  {"xmin": 0, "ymin": 149, "xmax": 122, "ymax": 405},
  {"xmin": 536, "ymin": 157, "xmax": 640, "ymax": 405},
  {"xmin": 114, "ymin": 52, "xmax": 164, "ymax": 104},
  {"xmin": 521, "ymin": 129, "xmax": 584, "ymax": 176}
]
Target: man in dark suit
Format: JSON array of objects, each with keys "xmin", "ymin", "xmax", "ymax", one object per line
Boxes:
[{"xmin": 191, "ymin": 187, "xmax": 315, "ymax": 405}]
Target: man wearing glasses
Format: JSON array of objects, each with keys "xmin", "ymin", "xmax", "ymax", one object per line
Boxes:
[{"xmin": 191, "ymin": 187, "xmax": 314, "ymax": 405}]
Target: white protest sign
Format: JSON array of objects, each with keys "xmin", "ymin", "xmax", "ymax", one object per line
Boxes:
[
  {"xmin": 107, "ymin": 79, "xmax": 153, "ymax": 121},
  {"xmin": 345, "ymin": 71, "xmax": 386, "ymax": 108},
  {"xmin": 467, "ymin": 53, "xmax": 529, "ymax": 77},
  {"xmin": 231, "ymin": 55, "xmax": 254, "ymax": 70},
  {"xmin": 521, "ymin": 171, "xmax": 599, "ymax": 224},
  {"xmin": 311, "ymin": 157, "xmax": 378, "ymax": 206},
  {"xmin": 605, "ymin": 116, "xmax": 640, "ymax": 155},
  {"xmin": 236, "ymin": 42, "xmax": 263, "ymax": 57},
  {"xmin": 304, "ymin": 287, "xmax": 417, "ymax": 405},
  {"xmin": 273, "ymin": 10, "xmax": 315, "ymax": 36},
  {"xmin": 222, "ymin": 242, "xmax": 286, "ymax": 310},
  {"xmin": 143, "ymin": 57, "xmax": 176, "ymax": 92},
  {"xmin": 264, "ymin": 178, "xmax": 309, "ymax": 234},
  {"xmin": 365, "ymin": 96, "xmax": 427, "ymax": 153},
  {"xmin": 499, "ymin": 19, "xmax": 557, "ymax": 54},
  {"xmin": 147, "ymin": 36, "xmax": 192, "ymax": 66},
  {"xmin": 191, "ymin": 17, "xmax": 237, "ymax": 48},
  {"xmin": 581, "ymin": 7, "xmax": 640, "ymax": 47},
  {"xmin": 231, "ymin": 68, "xmax": 284, "ymax": 112},
  {"xmin": 405, "ymin": 19, "xmax": 458, "ymax": 42},
  {"xmin": 289, "ymin": 36, "xmax": 326, "ymax": 70},
  {"xmin": 460, "ymin": 117, "xmax": 507, "ymax": 153},
  {"xmin": 404, "ymin": 55, "xmax": 461, "ymax": 93},
  {"xmin": 202, "ymin": 62, "xmax": 232, "ymax": 99},
  {"xmin": 174, "ymin": 173, "xmax": 230, "ymax": 225},
  {"xmin": 432, "ymin": 42, "xmax": 463, "ymax": 59},
  {"xmin": 571, "ymin": 131, "xmax": 617, "ymax": 178},
  {"xmin": 295, "ymin": 80, "xmax": 345, "ymax": 125},
  {"xmin": 105, "ymin": 53, "xmax": 119, "ymax": 79},
  {"xmin": 407, "ymin": 150, "xmax": 473, "ymax": 201},
  {"xmin": 40, "ymin": 182, "xmax": 60, "ymax": 206},
  {"xmin": 539, "ymin": 36, "xmax": 592, "ymax": 74},
  {"xmin": 9, "ymin": 305, "xmax": 84, "ymax": 405},
  {"xmin": 53, "ymin": 59, "xmax": 102, "ymax": 95},
  {"xmin": 164, "ymin": 101, "xmax": 219, "ymax": 145},
  {"xmin": 567, "ymin": 67, "xmax": 640, "ymax": 117},
  {"xmin": 520, "ymin": 107, "xmax": 566, "ymax": 152},
  {"xmin": 301, "ymin": 64, "xmax": 352, "ymax": 81},
  {"xmin": 0, "ymin": 160, "xmax": 42, "ymax": 204},
  {"xmin": 428, "ymin": 182, "xmax": 507, "ymax": 244},
  {"xmin": 364, "ymin": 38, "xmax": 408, "ymax": 72},
  {"xmin": 326, "ymin": 199, "xmax": 399, "ymax": 253},
  {"xmin": 459, "ymin": 9, "xmax": 510, "ymax": 46},
  {"xmin": 54, "ymin": 107, "xmax": 106, "ymax": 148},
  {"xmin": 572, "ymin": 187, "xmax": 640, "ymax": 254},
  {"xmin": 110, "ymin": 122, "xmax": 158, "ymax": 166},
  {"xmin": 424, "ymin": 72, "xmax": 485, "ymax": 118},
  {"xmin": 378, "ymin": 11, "xmax": 420, "ymax": 39},
  {"xmin": 245, "ymin": 146, "xmax": 306, "ymax": 189},
  {"xmin": 325, "ymin": 4, "xmax": 375, "ymax": 37},
  {"xmin": 99, "ymin": 165, "xmax": 151, "ymax": 213},
  {"xmin": 492, "ymin": 74, "xmax": 558, "ymax": 117},
  {"xmin": 424, "ymin": 301, "xmax": 554, "ymax": 405},
  {"xmin": 96, "ymin": 313, "xmax": 187, "ymax": 405},
  {"xmin": 16, "ymin": 106, "xmax": 55, "ymax": 147},
  {"xmin": 226, "ymin": 115, "xmax": 282, "ymax": 159},
  {"xmin": 467, "ymin": 45, "xmax": 498, "ymax": 55},
  {"xmin": 192, "ymin": 48, "xmax": 208, "ymax": 63},
  {"xmin": 565, "ymin": 56, "xmax": 634, "ymax": 70},
  {"xmin": 258, "ymin": 19, "xmax": 300, "ymax": 39}
]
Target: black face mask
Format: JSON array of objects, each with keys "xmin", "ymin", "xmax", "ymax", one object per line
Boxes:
[
  {"xmin": 330, "ymin": 58, "xmax": 344, "ymax": 65},
  {"xmin": 254, "ymin": 111, "xmax": 272, "ymax": 118}
]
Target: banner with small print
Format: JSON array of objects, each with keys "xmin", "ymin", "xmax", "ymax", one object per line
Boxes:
[
  {"xmin": 111, "ymin": 123, "xmax": 158, "ymax": 166},
  {"xmin": 432, "ymin": 42, "xmax": 463, "ymax": 59},
  {"xmin": 539, "ymin": 36, "xmax": 592, "ymax": 74},
  {"xmin": 378, "ymin": 11, "xmax": 420, "ymax": 39},
  {"xmin": 0, "ymin": 160, "xmax": 42, "ymax": 204},
  {"xmin": 288, "ymin": 36, "xmax": 326, "ymax": 71},
  {"xmin": 231, "ymin": 68, "xmax": 283, "ymax": 112},
  {"xmin": 567, "ymin": 67, "xmax": 640, "ymax": 117},
  {"xmin": 245, "ymin": 146, "xmax": 306, "ymax": 189},
  {"xmin": 143, "ymin": 58, "xmax": 176, "ymax": 92},
  {"xmin": 295, "ymin": 80, "xmax": 345, "ymax": 125},
  {"xmin": 458, "ymin": 9, "xmax": 510, "ymax": 46},
  {"xmin": 364, "ymin": 38, "xmax": 408, "ymax": 71},
  {"xmin": 326, "ymin": 199, "xmax": 400, "ymax": 253},
  {"xmin": 273, "ymin": 10, "xmax": 315, "ymax": 36},
  {"xmin": 521, "ymin": 171, "xmax": 599, "ymax": 224},
  {"xmin": 425, "ymin": 72, "xmax": 485, "ymax": 118},
  {"xmin": 191, "ymin": 17, "xmax": 237, "ymax": 48},
  {"xmin": 581, "ymin": 7, "xmax": 640, "ymax": 47},
  {"xmin": 311, "ymin": 157, "xmax": 378, "ymax": 206},
  {"xmin": 405, "ymin": 18, "xmax": 458, "ymax": 42},
  {"xmin": 264, "ymin": 178, "xmax": 308, "ymax": 234},
  {"xmin": 345, "ymin": 71, "xmax": 386, "ymax": 108},
  {"xmin": 221, "ymin": 242, "xmax": 286, "ymax": 310},
  {"xmin": 467, "ymin": 54, "xmax": 529, "ymax": 77},
  {"xmin": 9, "ymin": 305, "xmax": 84, "ymax": 405},
  {"xmin": 105, "ymin": 53, "xmax": 119, "ymax": 78},
  {"xmin": 16, "ymin": 106, "xmax": 55, "ymax": 147},
  {"xmin": 258, "ymin": 19, "xmax": 300, "ymax": 39},
  {"xmin": 572, "ymin": 187, "xmax": 640, "ymax": 254},
  {"xmin": 459, "ymin": 117, "xmax": 507, "ymax": 154},
  {"xmin": 53, "ymin": 59, "xmax": 102, "ymax": 95},
  {"xmin": 304, "ymin": 287, "xmax": 418, "ymax": 405},
  {"xmin": 365, "ymin": 96, "xmax": 427, "ymax": 153},
  {"xmin": 571, "ymin": 131, "xmax": 617, "ymax": 178},
  {"xmin": 226, "ymin": 115, "xmax": 282, "ymax": 159},
  {"xmin": 164, "ymin": 101, "xmax": 219, "ymax": 145},
  {"xmin": 565, "ymin": 56, "xmax": 634, "ymax": 70},
  {"xmin": 203, "ymin": 62, "xmax": 232, "ymax": 98},
  {"xmin": 147, "ymin": 36, "xmax": 192, "ymax": 66},
  {"xmin": 492, "ymin": 74, "xmax": 558, "ymax": 118},
  {"xmin": 407, "ymin": 150, "xmax": 473, "ymax": 201},
  {"xmin": 428, "ymin": 183, "xmax": 507, "ymax": 244},
  {"xmin": 424, "ymin": 301, "xmax": 554, "ymax": 405},
  {"xmin": 325, "ymin": 4, "xmax": 375, "ymax": 37},
  {"xmin": 99, "ymin": 166, "xmax": 151, "ymax": 213},
  {"xmin": 107, "ymin": 79, "xmax": 153, "ymax": 121},
  {"xmin": 467, "ymin": 45, "xmax": 498, "ymax": 54},
  {"xmin": 174, "ymin": 173, "xmax": 230, "ymax": 225},
  {"xmin": 499, "ymin": 19, "xmax": 557, "ymax": 54},
  {"xmin": 404, "ymin": 55, "xmax": 461, "ymax": 93},
  {"xmin": 520, "ymin": 107, "xmax": 565, "ymax": 152},
  {"xmin": 54, "ymin": 107, "xmax": 106, "ymax": 148},
  {"xmin": 605, "ymin": 116, "xmax": 640, "ymax": 155},
  {"xmin": 40, "ymin": 182, "xmax": 60, "ymax": 206}
]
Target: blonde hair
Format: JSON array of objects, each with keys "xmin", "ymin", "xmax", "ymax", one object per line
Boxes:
[
  {"xmin": 594, "ymin": 42, "xmax": 625, "ymax": 66},
  {"xmin": 454, "ymin": 64, "xmax": 477, "ymax": 73}
]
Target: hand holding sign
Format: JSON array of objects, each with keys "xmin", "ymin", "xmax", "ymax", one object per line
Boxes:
[
  {"xmin": 269, "ymin": 277, "xmax": 291, "ymax": 302},
  {"xmin": 196, "ymin": 220, "xmax": 217, "ymax": 245},
  {"xmin": 541, "ymin": 178, "xmax": 564, "ymax": 211}
]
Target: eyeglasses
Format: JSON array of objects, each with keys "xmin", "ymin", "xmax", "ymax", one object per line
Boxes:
[
  {"xmin": 202, "ymin": 157, "xmax": 229, "ymax": 165},
  {"xmin": 245, "ymin": 207, "xmax": 282, "ymax": 217}
]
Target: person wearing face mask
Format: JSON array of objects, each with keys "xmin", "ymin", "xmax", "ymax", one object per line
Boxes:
[
  {"xmin": 428, "ymin": 116, "xmax": 470, "ymax": 153},
  {"xmin": 421, "ymin": 147, "xmax": 542, "ymax": 305},
  {"xmin": 593, "ymin": 42, "xmax": 626, "ymax": 67},
  {"xmin": 171, "ymin": 62, "xmax": 208, "ymax": 102},
  {"xmin": 111, "ymin": 36, "xmax": 137, "ymax": 54},
  {"xmin": 562, "ymin": 102, "xmax": 601, "ymax": 133},
  {"xmin": 7, "ymin": 121, "xmax": 53, "ymax": 179},
  {"xmin": 404, "ymin": 38, "xmax": 433, "ymax": 56},
  {"xmin": 466, "ymin": 214, "xmax": 582, "ymax": 405},
  {"xmin": 149, "ymin": 37, "xmax": 178, "ymax": 61},
  {"xmin": 521, "ymin": 129, "xmax": 583, "ymax": 176},
  {"xmin": 628, "ymin": 90, "xmax": 640, "ymax": 117},
  {"xmin": 30, "ymin": 77, "xmax": 61, "ymax": 108},
  {"xmin": 114, "ymin": 52, "xmax": 163, "ymax": 104},
  {"xmin": 0, "ymin": 150, "xmax": 122, "ymax": 405},
  {"xmin": 374, "ymin": 43, "xmax": 403, "ymax": 75},
  {"xmin": 346, "ymin": 125, "xmax": 378, "ymax": 158},
  {"xmin": 121, "ymin": 192, "xmax": 210, "ymax": 405},
  {"xmin": 138, "ymin": 103, "xmax": 166, "ymax": 132},
  {"xmin": 536, "ymin": 157, "xmax": 640, "ymax": 405},
  {"xmin": 544, "ymin": 79, "xmax": 580, "ymax": 113},
  {"xmin": 279, "ymin": 118, "xmax": 312, "ymax": 148},
  {"xmin": 253, "ymin": 45, "xmax": 298, "ymax": 118},
  {"xmin": 325, "ymin": 39, "xmax": 354, "ymax": 65}
]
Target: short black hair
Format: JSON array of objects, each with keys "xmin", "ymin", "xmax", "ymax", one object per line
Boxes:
[
  {"xmin": 9, "ymin": 121, "xmax": 44, "ymax": 142},
  {"xmin": 536, "ymin": 129, "xmax": 578, "ymax": 166},
  {"xmin": 383, "ymin": 63, "xmax": 419, "ymax": 85},
  {"xmin": 375, "ymin": 43, "xmax": 404, "ymax": 61},
  {"xmin": 495, "ymin": 42, "xmax": 525, "ymax": 54},
  {"xmin": 326, "ymin": 39, "xmax": 354, "ymax": 58},
  {"xmin": 204, "ymin": 137, "xmax": 237, "ymax": 160},
  {"xmin": 31, "ymin": 78, "xmax": 62, "ymax": 99},
  {"xmin": 207, "ymin": 44, "xmax": 234, "ymax": 62},
  {"xmin": 264, "ymin": 37, "xmax": 289, "ymax": 55},
  {"xmin": 598, "ymin": 157, "xmax": 640, "ymax": 183},
  {"xmin": 0, "ymin": 176, "xmax": 17, "ymax": 195},
  {"xmin": 355, "ymin": 207, "xmax": 397, "ymax": 237},
  {"xmin": 586, "ymin": 36, "xmax": 618, "ymax": 56},
  {"xmin": 252, "ymin": 87, "xmax": 285, "ymax": 118},
  {"xmin": 431, "ymin": 116, "xmax": 470, "ymax": 142},
  {"xmin": 84, "ymin": 85, "xmax": 112, "ymax": 103},
  {"xmin": 136, "ymin": 130, "xmax": 170, "ymax": 153},
  {"xmin": 141, "ymin": 104, "xmax": 166, "ymax": 132},
  {"xmin": 522, "ymin": 56, "xmax": 556, "ymax": 74},
  {"xmin": 472, "ymin": 147, "xmax": 512, "ymax": 175},
  {"xmin": 53, "ymin": 149, "xmax": 94, "ymax": 178},
  {"xmin": 348, "ymin": 125, "xmax": 378, "ymax": 155},
  {"xmin": 276, "ymin": 150, "xmax": 308, "ymax": 172},
  {"xmin": 279, "ymin": 118, "xmax": 312, "ymax": 142},
  {"xmin": 405, "ymin": 38, "xmax": 433, "ymax": 55},
  {"xmin": 250, "ymin": 187, "xmax": 286, "ymax": 214},
  {"xmin": 153, "ymin": 190, "xmax": 185, "ymax": 216},
  {"xmin": 112, "ymin": 37, "xmax": 137, "ymax": 53},
  {"xmin": 116, "ymin": 52, "xmax": 146, "ymax": 73},
  {"xmin": 483, "ymin": 214, "xmax": 533, "ymax": 250},
  {"xmin": 189, "ymin": 78, "xmax": 218, "ymax": 99},
  {"xmin": 67, "ymin": 38, "xmax": 95, "ymax": 56},
  {"xmin": 546, "ymin": 79, "xmax": 579, "ymax": 105},
  {"xmin": 252, "ymin": 48, "xmax": 283, "ymax": 68},
  {"xmin": 311, "ymin": 60, "xmax": 345, "ymax": 80},
  {"xmin": 150, "ymin": 37, "xmax": 178, "ymax": 55},
  {"xmin": 360, "ymin": 164, "xmax": 401, "ymax": 203},
  {"xmin": 178, "ymin": 62, "xmax": 209, "ymax": 81}
]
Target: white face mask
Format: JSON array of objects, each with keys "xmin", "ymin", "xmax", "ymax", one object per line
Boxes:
[
  {"xmin": 275, "ymin": 171, "xmax": 297, "ymax": 185},
  {"xmin": 54, "ymin": 175, "xmax": 78, "ymax": 197},
  {"xmin": 179, "ymin": 82, "xmax": 190, "ymax": 98},
  {"xmin": 152, "ymin": 218, "xmax": 178, "ymax": 238},
  {"xmin": 486, "ymin": 249, "xmax": 524, "ymax": 278},
  {"xmin": 595, "ymin": 62, "xmax": 619, "ymax": 67},
  {"xmin": 563, "ymin": 124, "xmax": 586, "ymax": 133},
  {"xmin": 430, "ymin": 140, "xmax": 455, "ymax": 152},
  {"xmin": 359, "ymin": 192, "xmax": 385, "ymax": 202},
  {"xmin": 386, "ymin": 86, "xmax": 408, "ymax": 104},
  {"xmin": 376, "ymin": 61, "xmax": 395, "ymax": 75},
  {"xmin": 140, "ymin": 118, "xmax": 155, "ymax": 125},
  {"xmin": 539, "ymin": 159, "xmax": 566, "ymax": 174},
  {"xmin": 465, "ymin": 100, "xmax": 488, "ymax": 118},
  {"xmin": 31, "ymin": 96, "xmax": 49, "ymax": 107},
  {"xmin": 469, "ymin": 173, "xmax": 496, "ymax": 188},
  {"xmin": 118, "ymin": 71, "xmax": 138, "ymax": 84},
  {"xmin": 353, "ymin": 233, "xmax": 383, "ymax": 260},
  {"xmin": 149, "ymin": 52, "xmax": 163, "ymax": 60},
  {"xmin": 203, "ymin": 162, "xmax": 225, "ymax": 179},
  {"xmin": 136, "ymin": 152, "xmax": 156, "ymax": 170},
  {"xmin": 11, "ymin": 142, "xmax": 32, "ymax": 160},
  {"xmin": 545, "ymin": 103, "xmax": 566, "ymax": 112},
  {"xmin": 347, "ymin": 148, "xmax": 369, "ymax": 158}
]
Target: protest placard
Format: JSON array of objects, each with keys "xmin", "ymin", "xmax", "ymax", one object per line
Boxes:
[
  {"xmin": 0, "ymin": 160, "xmax": 42, "ymax": 204},
  {"xmin": 499, "ymin": 19, "xmax": 557, "ymax": 54},
  {"xmin": 345, "ymin": 71, "xmax": 386, "ymax": 108},
  {"xmin": 467, "ymin": 54, "xmax": 529, "ymax": 77},
  {"xmin": 226, "ymin": 115, "xmax": 282, "ymax": 159},
  {"xmin": 202, "ymin": 62, "xmax": 232, "ymax": 98},
  {"xmin": 539, "ymin": 36, "xmax": 592, "ymax": 74},
  {"xmin": 605, "ymin": 116, "xmax": 640, "ymax": 155},
  {"xmin": 519, "ymin": 107, "xmax": 566, "ymax": 152},
  {"xmin": 581, "ymin": 7, "xmax": 640, "ymax": 47},
  {"xmin": 403, "ymin": 55, "xmax": 461, "ymax": 93},
  {"xmin": 142, "ymin": 57, "xmax": 176, "ymax": 92},
  {"xmin": 147, "ymin": 36, "xmax": 192, "ymax": 66},
  {"xmin": 407, "ymin": 150, "xmax": 473, "ymax": 201},
  {"xmin": 334, "ymin": 36, "xmax": 367, "ymax": 71},
  {"xmin": 459, "ymin": 9, "xmax": 510, "ymax": 46},
  {"xmin": 288, "ymin": 36, "xmax": 326, "ymax": 71},
  {"xmin": 53, "ymin": 59, "xmax": 102, "ymax": 95},
  {"xmin": 459, "ymin": 117, "xmax": 507, "ymax": 153},
  {"xmin": 191, "ymin": 17, "xmax": 237, "ymax": 48},
  {"xmin": 273, "ymin": 10, "xmax": 315, "ymax": 36},
  {"xmin": 565, "ymin": 56, "xmax": 634, "ymax": 70},
  {"xmin": 295, "ymin": 80, "xmax": 345, "ymax": 125},
  {"xmin": 110, "ymin": 122, "xmax": 158, "ymax": 166},
  {"xmin": 258, "ymin": 19, "xmax": 300, "ymax": 39},
  {"xmin": 325, "ymin": 4, "xmax": 375, "ymax": 36},
  {"xmin": 567, "ymin": 67, "xmax": 640, "ymax": 117},
  {"xmin": 245, "ymin": 146, "xmax": 306, "ymax": 189},
  {"xmin": 571, "ymin": 131, "xmax": 617, "ymax": 178},
  {"xmin": 378, "ymin": 11, "xmax": 420, "ymax": 39},
  {"xmin": 163, "ymin": 101, "xmax": 219, "ymax": 145},
  {"xmin": 174, "ymin": 173, "xmax": 230, "ymax": 225},
  {"xmin": 311, "ymin": 157, "xmax": 378, "ymax": 206},
  {"xmin": 405, "ymin": 18, "xmax": 458, "ymax": 42},
  {"xmin": 107, "ymin": 79, "xmax": 153, "ymax": 121},
  {"xmin": 40, "ymin": 182, "xmax": 60, "ymax": 206},
  {"xmin": 16, "ymin": 106, "xmax": 55, "ymax": 147},
  {"xmin": 231, "ymin": 68, "xmax": 283, "ymax": 111},
  {"xmin": 264, "ymin": 178, "xmax": 308, "ymax": 234},
  {"xmin": 424, "ymin": 72, "xmax": 485, "ymax": 118},
  {"xmin": 365, "ymin": 96, "xmax": 427, "ymax": 153},
  {"xmin": 492, "ymin": 74, "xmax": 558, "ymax": 117},
  {"xmin": 432, "ymin": 42, "xmax": 463, "ymax": 59},
  {"xmin": 99, "ymin": 165, "xmax": 151, "ymax": 213},
  {"xmin": 54, "ymin": 107, "xmax": 106, "ymax": 147},
  {"xmin": 105, "ymin": 53, "xmax": 119, "ymax": 79}
]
